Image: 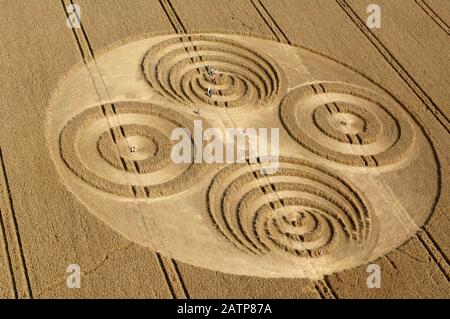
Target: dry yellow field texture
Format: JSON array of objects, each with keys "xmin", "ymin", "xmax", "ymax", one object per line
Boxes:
[{"xmin": 0, "ymin": 0, "xmax": 448, "ymax": 298}]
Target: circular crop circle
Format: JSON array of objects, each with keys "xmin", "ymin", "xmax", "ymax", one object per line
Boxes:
[
  {"xmin": 280, "ymin": 83, "xmax": 415, "ymax": 166},
  {"xmin": 142, "ymin": 35, "xmax": 286, "ymax": 108},
  {"xmin": 207, "ymin": 157, "xmax": 374, "ymax": 262},
  {"xmin": 46, "ymin": 34, "xmax": 439, "ymax": 278},
  {"xmin": 59, "ymin": 102, "xmax": 208, "ymax": 198},
  {"xmin": 98, "ymin": 125, "xmax": 169, "ymax": 170}
]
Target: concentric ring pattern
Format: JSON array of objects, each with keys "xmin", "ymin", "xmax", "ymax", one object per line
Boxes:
[
  {"xmin": 280, "ymin": 83, "xmax": 415, "ymax": 166},
  {"xmin": 59, "ymin": 102, "xmax": 207, "ymax": 198},
  {"xmin": 207, "ymin": 157, "xmax": 374, "ymax": 260},
  {"xmin": 142, "ymin": 35, "xmax": 286, "ymax": 108}
]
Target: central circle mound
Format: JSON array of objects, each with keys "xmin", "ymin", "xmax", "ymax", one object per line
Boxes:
[
  {"xmin": 116, "ymin": 136, "xmax": 157, "ymax": 161},
  {"xmin": 142, "ymin": 35, "xmax": 286, "ymax": 108},
  {"xmin": 329, "ymin": 112, "xmax": 366, "ymax": 135},
  {"xmin": 207, "ymin": 157, "xmax": 375, "ymax": 265},
  {"xmin": 280, "ymin": 83, "xmax": 415, "ymax": 167},
  {"xmin": 100, "ymin": 127, "xmax": 165, "ymax": 165},
  {"xmin": 59, "ymin": 102, "xmax": 208, "ymax": 198}
]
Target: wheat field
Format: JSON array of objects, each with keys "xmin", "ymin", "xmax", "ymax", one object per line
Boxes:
[{"xmin": 0, "ymin": 0, "xmax": 448, "ymax": 298}]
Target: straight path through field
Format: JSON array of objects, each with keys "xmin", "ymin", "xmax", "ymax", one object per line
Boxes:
[
  {"xmin": 0, "ymin": 148, "xmax": 32, "ymax": 298},
  {"xmin": 164, "ymin": 0, "xmax": 334, "ymax": 298},
  {"xmin": 61, "ymin": 0, "xmax": 188, "ymax": 299},
  {"xmin": 415, "ymin": 0, "xmax": 450, "ymax": 35},
  {"xmin": 341, "ymin": 0, "xmax": 449, "ymax": 281},
  {"xmin": 0, "ymin": 148, "xmax": 19, "ymax": 299},
  {"xmin": 259, "ymin": 0, "xmax": 449, "ymax": 297},
  {"xmin": 1, "ymin": 0, "xmax": 446, "ymax": 298},
  {"xmin": 250, "ymin": 0, "xmax": 448, "ymax": 296},
  {"xmin": 341, "ymin": 0, "xmax": 449, "ymax": 133},
  {"xmin": 0, "ymin": 0, "xmax": 181, "ymax": 298},
  {"xmin": 424, "ymin": 0, "xmax": 450, "ymax": 27}
]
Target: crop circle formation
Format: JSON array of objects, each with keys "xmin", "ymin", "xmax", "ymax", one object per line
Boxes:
[
  {"xmin": 59, "ymin": 102, "xmax": 207, "ymax": 198},
  {"xmin": 207, "ymin": 157, "xmax": 374, "ymax": 261},
  {"xmin": 142, "ymin": 35, "xmax": 286, "ymax": 108},
  {"xmin": 46, "ymin": 34, "xmax": 439, "ymax": 278},
  {"xmin": 280, "ymin": 83, "xmax": 415, "ymax": 166}
]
